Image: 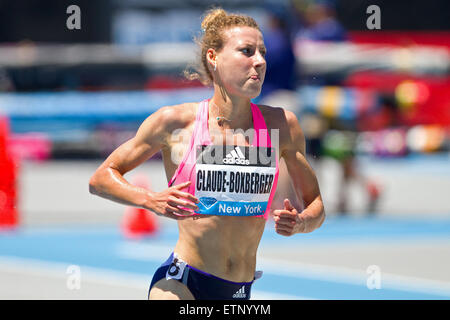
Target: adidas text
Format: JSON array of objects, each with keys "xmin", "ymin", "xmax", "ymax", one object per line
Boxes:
[{"xmin": 223, "ymin": 158, "xmax": 250, "ymax": 165}]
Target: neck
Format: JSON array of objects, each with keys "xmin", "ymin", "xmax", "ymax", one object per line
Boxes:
[{"xmin": 209, "ymin": 90, "xmax": 253, "ymax": 130}]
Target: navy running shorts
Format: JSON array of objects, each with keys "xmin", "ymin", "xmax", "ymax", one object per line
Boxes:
[{"xmin": 148, "ymin": 252, "xmax": 262, "ymax": 300}]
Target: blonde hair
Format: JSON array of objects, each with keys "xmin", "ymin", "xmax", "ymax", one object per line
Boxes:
[{"xmin": 184, "ymin": 7, "xmax": 261, "ymax": 86}]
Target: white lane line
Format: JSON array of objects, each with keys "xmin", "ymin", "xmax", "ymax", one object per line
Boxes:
[
  {"xmin": 0, "ymin": 255, "xmax": 150, "ymax": 290},
  {"xmin": 116, "ymin": 242, "xmax": 450, "ymax": 297},
  {"xmin": 0, "ymin": 255, "xmax": 302, "ymax": 300},
  {"xmin": 257, "ymin": 256, "xmax": 450, "ymax": 297}
]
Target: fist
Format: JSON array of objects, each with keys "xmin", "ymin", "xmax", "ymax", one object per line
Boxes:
[{"xmin": 273, "ymin": 199, "xmax": 306, "ymax": 236}]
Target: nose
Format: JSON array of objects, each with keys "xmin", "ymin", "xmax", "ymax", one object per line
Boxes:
[{"xmin": 253, "ymin": 50, "xmax": 266, "ymax": 68}]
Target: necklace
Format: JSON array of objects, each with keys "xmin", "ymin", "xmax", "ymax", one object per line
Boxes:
[{"xmin": 210, "ymin": 100, "xmax": 232, "ymax": 124}]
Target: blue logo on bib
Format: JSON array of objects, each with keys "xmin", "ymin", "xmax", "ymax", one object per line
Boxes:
[{"xmin": 199, "ymin": 197, "xmax": 218, "ymax": 209}]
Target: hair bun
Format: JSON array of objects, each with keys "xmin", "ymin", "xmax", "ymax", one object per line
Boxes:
[{"xmin": 201, "ymin": 8, "xmax": 227, "ymax": 32}]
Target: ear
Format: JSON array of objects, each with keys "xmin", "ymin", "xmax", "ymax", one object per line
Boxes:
[{"xmin": 206, "ymin": 48, "xmax": 217, "ymax": 69}]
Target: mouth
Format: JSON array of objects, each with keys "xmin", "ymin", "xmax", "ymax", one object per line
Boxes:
[{"xmin": 249, "ymin": 75, "xmax": 260, "ymax": 81}]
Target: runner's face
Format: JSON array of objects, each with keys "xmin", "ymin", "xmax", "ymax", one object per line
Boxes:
[{"xmin": 216, "ymin": 26, "xmax": 266, "ymax": 99}]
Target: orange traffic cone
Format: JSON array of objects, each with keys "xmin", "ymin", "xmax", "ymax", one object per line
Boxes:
[{"xmin": 121, "ymin": 174, "xmax": 159, "ymax": 239}]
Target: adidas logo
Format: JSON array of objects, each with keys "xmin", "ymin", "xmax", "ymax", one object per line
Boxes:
[
  {"xmin": 223, "ymin": 146, "xmax": 250, "ymax": 165},
  {"xmin": 232, "ymin": 286, "xmax": 247, "ymax": 299}
]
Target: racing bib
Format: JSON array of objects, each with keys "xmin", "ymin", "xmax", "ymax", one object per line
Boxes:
[{"xmin": 195, "ymin": 145, "xmax": 277, "ymax": 216}]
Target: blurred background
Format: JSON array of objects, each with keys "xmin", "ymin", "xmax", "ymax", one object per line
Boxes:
[{"xmin": 0, "ymin": 0, "xmax": 449, "ymax": 300}]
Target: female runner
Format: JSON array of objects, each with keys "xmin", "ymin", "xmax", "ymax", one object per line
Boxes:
[{"xmin": 89, "ymin": 8, "xmax": 325, "ymax": 300}]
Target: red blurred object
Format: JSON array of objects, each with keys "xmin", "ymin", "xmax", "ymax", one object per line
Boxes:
[
  {"xmin": 345, "ymin": 72, "xmax": 450, "ymax": 126},
  {"xmin": 145, "ymin": 75, "xmax": 203, "ymax": 90},
  {"xmin": 122, "ymin": 206, "xmax": 158, "ymax": 239},
  {"xmin": 9, "ymin": 133, "xmax": 52, "ymax": 162},
  {"xmin": 0, "ymin": 116, "xmax": 8, "ymax": 160},
  {"xmin": 348, "ymin": 31, "xmax": 450, "ymax": 51},
  {"xmin": 346, "ymin": 31, "xmax": 450, "ymax": 127},
  {"xmin": 121, "ymin": 174, "xmax": 158, "ymax": 239},
  {"xmin": 366, "ymin": 181, "xmax": 382, "ymax": 213},
  {"xmin": 0, "ymin": 116, "xmax": 19, "ymax": 229}
]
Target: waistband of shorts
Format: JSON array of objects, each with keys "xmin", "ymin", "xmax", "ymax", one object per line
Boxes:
[
  {"xmin": 186, "ymin": 263, "xmax": 255, "ymax": 286},
  {"xmin": 169, "ymin": 252, "xmax": 258, "ymax": 285}
]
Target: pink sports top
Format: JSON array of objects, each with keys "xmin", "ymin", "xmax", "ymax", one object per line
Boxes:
[{"xmin": 168, "ymin": 99, "xmax": 279, "ymax": 220}]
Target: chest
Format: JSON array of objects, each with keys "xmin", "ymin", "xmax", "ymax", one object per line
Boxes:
[{"xmin": 166, "ymin": 121, "xmax": 263, "ymax": 163}]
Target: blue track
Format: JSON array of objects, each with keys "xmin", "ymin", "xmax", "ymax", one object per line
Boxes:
[{"xmin": 1, "ymin": 216, "xmax": 450, "ymax": 300}]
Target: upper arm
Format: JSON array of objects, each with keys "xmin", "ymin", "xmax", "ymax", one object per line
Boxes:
[
  {"xmin": 96, "ymin": 105, "xmax": 179, "ymax": 176},
  {"xmin": 280, "ymin": 110, "xmax": 321, "ymax": 206},
  {"xmin": 280, "ymin": 110, "xmax": 306, "ymax": 158}
]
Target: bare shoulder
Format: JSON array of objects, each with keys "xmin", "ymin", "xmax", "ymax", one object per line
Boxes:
[
  {"xmin": 151, "ymin": 102, "xmax": 198, "ymax": 130},
  {"xmin": 139, "ymin": 102, "xmax": 197, "ymax": 132},
  {"xmin": 257, "ymin": 104, "xmax": 304, "ymax": 153},
  {"xmin": 257, "ymin": 104, "xmax": 299, "ymax": 131},
  {"xmin": 134, "ymin": 102, "xmax": 199, "ymax": 146}
]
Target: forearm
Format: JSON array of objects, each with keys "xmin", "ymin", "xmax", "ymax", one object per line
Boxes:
[
  {"xmin": 89, "ymin": 166, "xmax": 151, "ymax": 209},
  {"xmin": 299, "ymin": 196, "xmax": 325, "ymax": 233}
]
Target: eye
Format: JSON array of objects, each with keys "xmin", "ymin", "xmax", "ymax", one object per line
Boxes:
[{"xmin": 241, "ymin": 47, "xmax": 253, "ymax": 55}]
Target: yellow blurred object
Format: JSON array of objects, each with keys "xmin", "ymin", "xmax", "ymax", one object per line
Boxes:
[
  {"xmin": 395, "ymin": 80, "xmax": 430, "ymax": 112},
  {"xmin": 318, "ymin": 86, "xmax": 343, "ymax": 118}
]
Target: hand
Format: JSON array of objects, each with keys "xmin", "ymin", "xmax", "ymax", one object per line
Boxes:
[
  {"xmin": 145, "ymin": 181, "xmax": 200, "ymax": 220},
  {"xmin": 273, "ymin": 199, "xmax": 306, "ymax": 236}
]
